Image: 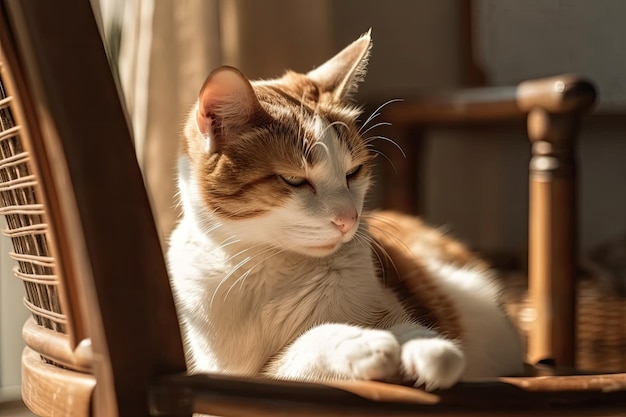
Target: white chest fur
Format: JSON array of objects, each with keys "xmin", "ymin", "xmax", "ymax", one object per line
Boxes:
[{"xmin": 167, "ymin": 217, "xmax": 406, "ymax": 375}]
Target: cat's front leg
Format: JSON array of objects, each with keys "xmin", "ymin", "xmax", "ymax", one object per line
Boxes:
[
  {"xmin": 266, "ymin": 323, "xmax": 403, "ymax": 383},
  {"xmin": 391, "ymin": 323, "xmax": 465, "ymax": 391}
]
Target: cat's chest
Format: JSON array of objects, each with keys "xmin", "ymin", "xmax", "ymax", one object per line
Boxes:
[
  {"xmin": 263, "ymin": 257, "xmax": 368, "ymax": 313},
  {"xmin": 207, "ymin": 242, "xmax": 378, "ymax": 319},
  {"xmin": 249, "ymin": 247, "xmax": 388, "ymax": 332}
]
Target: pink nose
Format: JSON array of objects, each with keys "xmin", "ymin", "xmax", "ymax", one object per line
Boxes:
[{"xmin": 332, "ymin": 208, "xmax": 358, "ymax": 234}]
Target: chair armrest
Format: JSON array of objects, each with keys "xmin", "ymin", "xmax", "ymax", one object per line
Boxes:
[
  {"xmin": 149, "ymin": 372, "xmax": 626, "ymax": 416},
  {"xmin": 382, "ymin": 75, "xmax": 596, "ymax": 127}
]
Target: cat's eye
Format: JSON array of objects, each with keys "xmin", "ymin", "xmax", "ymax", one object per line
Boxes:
[
  {"xmin": 346, "ymin": 165, "xmax": 362, "ymax": 179},
  {"xmin": 280, "ymin": 175, "xmax": 308, "ymax": 187}
]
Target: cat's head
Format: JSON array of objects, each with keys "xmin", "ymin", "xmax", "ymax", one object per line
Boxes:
[{"xmin": 179, "ymin": 31, "xmax": 374, "ymax": 257}]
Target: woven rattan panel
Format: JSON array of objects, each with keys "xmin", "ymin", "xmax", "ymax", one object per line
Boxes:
[
  {"xmin": 503, "ymin": 273, "xmax": 626, "ymax": 373},
  {"xmin": 0, "ymin": 56, "xmax": 66, "ymax": 334}
]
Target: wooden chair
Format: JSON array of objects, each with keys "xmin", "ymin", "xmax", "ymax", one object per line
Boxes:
[{"xmin": 1, "ymin": 1, "xmax": 624, "ymax": 416}]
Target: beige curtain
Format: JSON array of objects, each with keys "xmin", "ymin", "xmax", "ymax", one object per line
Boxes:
[{"xmin": 95, "ymin": 0, "xmax": 332, "ymax": 240}]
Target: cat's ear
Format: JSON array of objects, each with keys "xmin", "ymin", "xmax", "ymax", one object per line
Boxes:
[
  {"xmin": 307, "ymin": 29, "xmax": 372, "ymax": 101},
  {"xmin": 196, "ymin": 66, "xmax": 265, "ymax": 152}
]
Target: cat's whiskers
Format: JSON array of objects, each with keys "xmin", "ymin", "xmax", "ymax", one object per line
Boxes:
[
  {"xmin": 307, "ymin": 140, "xmax": 330, "ymax": 160},
  {"xmin": 354, "ymin": 231, "xmax": 387, "ymax": 282},
  {"xmin": 357, "ymin": 103, "xmax": 406, "ymax": 174},
  {"xmin": 364, "ymin": 135, "xmax": 406, "ymax": 158},
  {"xmin": 172, "ymin": 189, "xmax": 183, "ymax": 210},
  {"xmin": 209, "ymin": 254, "xmax": 254, "ymax": 308},
  {"xmin": 208, "ymin": 239, "xmax": 273, "ymax": 308},
  {"xmin": 298, "ymin": 90, "xmax": 313, "ymax": 164},
  {"xmin": 367, "ymin": 148, "xmax": 399, "ymax": 174},
  {"xmin": 353, "ymin": 229, "xmax": 400, "ymax": 285},
  {"xmin": 365, "ymin": 213, "xmax": 420, "ymax": 272},
  {"xmin": 357, "ymin": 98, "xmax": 403, "ymax": 135},
  {"xmin": 360, "ymin": 121, "xmax": 392, "ymax": 137},
  {"xmin": 278, "ymin": 222, "xmax": 339, "ymax": 246},
  {"xmin": 365, "ymin": 213, "xmax": 403, "ymax": 233},
  {"xmin": 364, "ymin": 133, "xmax": 404, "ymax": 174},
  {"xmin": 224, "ymin": 246, "xmax": 289, "ymax": 301},
  {"xmin": 304, "ymin": 119, "xmax": 349, "ymax": 162},
  {"xmin": 223, "ymin": 267, "xmax": 255, "ymax": 301},
  {"xmin": 221, "ymin": 239, "xmax": 271, "ymax": 263},
  {"xmin": 209, "ymin": 242, "xmax": 270, "ymax": 307},
  {"xmin": 213, "ymin": 235, "xmax": 242, "ymax": 254},
  {"xmin": 351, "ymin": 229, "xmax": 371, "ymax": 251},
  {"xmin": 194, "ymin": 208, "xmax": 228, "ymax": 235},
  {"xmin": 321, "ymin": 120, "xmax": 349, "ymax": 136},
  {"xmin": 364, "ymin": 214, "xmax": 417, "ymax": 258}
]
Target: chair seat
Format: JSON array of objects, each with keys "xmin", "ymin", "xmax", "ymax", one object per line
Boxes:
[{"xmin": 149, "ymin": 369, "xmax": 626, "ymax": 416}]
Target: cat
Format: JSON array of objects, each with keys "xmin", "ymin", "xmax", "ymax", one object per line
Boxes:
[{"xmin": 167, "ymin": 30, "xmax": 524, "ymax": 391}]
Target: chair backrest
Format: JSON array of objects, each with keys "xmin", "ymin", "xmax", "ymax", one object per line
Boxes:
[{"xmin": 0, "ymin": 1, "xmax": 187, "ymax": 415}]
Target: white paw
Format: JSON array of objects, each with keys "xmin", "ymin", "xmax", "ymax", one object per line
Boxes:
[
  {"xmin": 334, "ymin": 329, "xmax": 402, "ymax": 381},
  {"xmin": 401, "ymin": 338, "xmax": 465, "ymax": 391}
]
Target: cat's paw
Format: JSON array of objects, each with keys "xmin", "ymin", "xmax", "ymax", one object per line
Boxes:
[
  {"xmin": 401, "ymin": 338, "xmax": 465, "ymax": 391},
  {"xmin": 335, "ymin": 329, "xmax": 402, "ymax": 381}
]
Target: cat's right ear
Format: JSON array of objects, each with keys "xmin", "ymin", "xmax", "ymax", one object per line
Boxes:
[
  {"xmin": 196, "ymin": 66, "xmax": 265, "ymax": 153},
  {"xmin": 307, "ymin": 30, "xmax": 372, "ymax": 101}
]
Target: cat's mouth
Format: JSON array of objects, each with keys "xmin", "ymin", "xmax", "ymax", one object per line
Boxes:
[
  {"xmin": 301, "ymin": 240, "xmax": 343, "ymax": 257},
  {"xmin": 307, "ymin": 243, "xmax": 339, "ymax": 251}
]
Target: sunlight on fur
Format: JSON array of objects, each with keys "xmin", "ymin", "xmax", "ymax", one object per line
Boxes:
[{"xmin": 167, "ymin": 30, "xmax": 524, "ymax": 392}]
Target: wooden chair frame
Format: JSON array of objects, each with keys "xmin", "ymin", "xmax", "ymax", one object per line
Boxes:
[{"xmin": 1, "ymin": 1, "xmax": 624, "ymax": 416}]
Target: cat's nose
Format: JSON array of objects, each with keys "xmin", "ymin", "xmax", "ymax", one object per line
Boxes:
[{"xmin": 331, "ymin": 208, "xmax": 358, "ymax": 234}]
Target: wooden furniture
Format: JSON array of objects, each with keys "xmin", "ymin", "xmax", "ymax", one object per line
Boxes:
[
  {"xmin": 378, "ymin": 77, "xmax": 597, "ymax": 369},
  {"xmin": 1, "ymin": 1, "xmax": 624, "ymax": 416}
]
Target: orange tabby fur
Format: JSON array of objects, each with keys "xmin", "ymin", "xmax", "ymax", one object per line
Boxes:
[{"xmin": 368, "ymin": 211, "xmax": 490, "ymax": 341}]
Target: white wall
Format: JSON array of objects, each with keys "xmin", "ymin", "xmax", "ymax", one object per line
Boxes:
[
  {"xmin": 475, "ymin": 0, "xmax": 626, "ymax": 110},
  {"xmin": 0, "ymin": 224, "xmax": 28, "ymax": 401}
]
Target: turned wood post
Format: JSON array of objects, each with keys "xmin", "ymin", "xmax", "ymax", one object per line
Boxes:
[{"xmin": 517, "ymin": 76, "xmax": 596, "ymax": 367}]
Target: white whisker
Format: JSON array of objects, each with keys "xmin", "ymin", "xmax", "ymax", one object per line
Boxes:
[
  {"xmin": 224, "ymin": 246, "xmax": 288, "ymax": 300},
  {"xmin": 367, "ymin": 148, "xmax": 398, "ymax": 174},
  {"xmin": 358, "ymin": 98, "xmax": 403, "ymax": 134},
  {"xmin": 355, "ymin": 229, "xmax": 400, "ymax": 285},
  {"xmin": 309, "ymin": 140, "xmax": 330, "ymax": 158},
  {"xmin": 365, "ymin": 135, "xmax": 406, "ymax": 158},
  {"xmin": 364, "ymin": 215, "xmax": 416, "ymax": 261},
  {"xmin": 321, "ymin": 120, "xmax": 349, "ymax": 136},
  {"xmin": 209, "ymin": 254, "xmax": 252, "ymax": 308},
  {"xmin": 360, "ymin": 121, "xmax": 392, "ymax": 137},
  {"xmin": 209, "ymin": 240, "xmax": 273, "ymax": 308}
]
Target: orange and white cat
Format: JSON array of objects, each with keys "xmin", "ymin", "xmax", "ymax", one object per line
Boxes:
[{"xmin": 167, "ymin": 31, "xmax": 523, "ymax": 391}]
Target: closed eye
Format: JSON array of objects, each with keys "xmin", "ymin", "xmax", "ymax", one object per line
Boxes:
[
  {"xmin": 279, "ymin": 174, "xmax": 308, "ymax": 187},
  {"xmin": 346, "ymin": 164, "xmax": 362, "ymax": 180}
]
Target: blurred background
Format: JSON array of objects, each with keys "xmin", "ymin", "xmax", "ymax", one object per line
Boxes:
[
  {"xmin": 94, "ymin": 0, "xmax": 626, "ymax": 261},
  {"xmin": 2, "ymin": 0, "xmax": 626, "ymax": 408}
]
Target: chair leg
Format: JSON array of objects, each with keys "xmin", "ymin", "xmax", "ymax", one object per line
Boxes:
[{"xmin": 527, "ymin": 108, "xmax": 580, "ymax": 367}]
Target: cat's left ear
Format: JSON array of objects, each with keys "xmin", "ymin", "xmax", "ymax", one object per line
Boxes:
[
  {"xmin": 307, "ymin": 29, "xmax": 372, "ymax": 101},
  {"xmin": 196, "ymin": 66, "xmax": 267, "ymax": 153}
]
